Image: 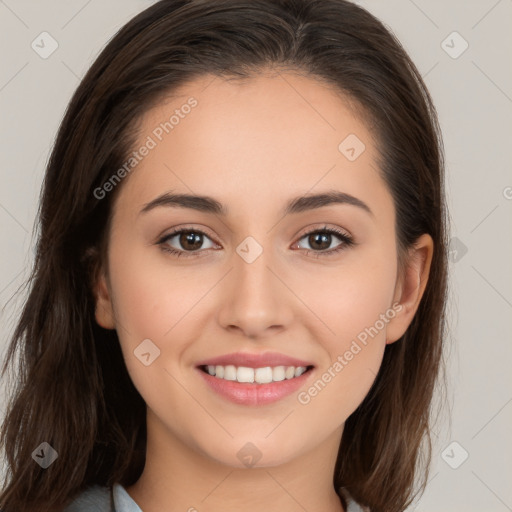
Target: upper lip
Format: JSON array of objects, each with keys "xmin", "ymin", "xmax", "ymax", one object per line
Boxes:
[{"xmin": 196, "ymin": 351, "xmax": 314, "ymax": 369}]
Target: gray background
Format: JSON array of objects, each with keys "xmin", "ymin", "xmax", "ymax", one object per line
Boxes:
[{"xmin": 1, "ymin": 1, "xmax": 511, "ymax": 510}]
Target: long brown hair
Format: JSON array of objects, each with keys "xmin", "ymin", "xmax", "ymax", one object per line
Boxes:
[{"xmin": 0, "ymin": 1, "xmax": 448, "ymax": 511}]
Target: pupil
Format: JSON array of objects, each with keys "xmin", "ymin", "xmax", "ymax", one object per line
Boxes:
[
  {"xmin": 181, "ymin": 232, "xmax": 202, "ymax": 250},
  {"xmin": 310, "ymin": 233, "xmax": 330, "ymax": 250}
]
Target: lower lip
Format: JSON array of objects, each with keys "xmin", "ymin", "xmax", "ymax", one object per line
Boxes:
[{"xmin": 197, "ymin": 367, "xmax": 314, "ymax": 406}]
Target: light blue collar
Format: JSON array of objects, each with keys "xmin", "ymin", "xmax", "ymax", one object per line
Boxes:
[{"xmin": 113, "ymin": 483, "xmax": 143, "ymax": 512}]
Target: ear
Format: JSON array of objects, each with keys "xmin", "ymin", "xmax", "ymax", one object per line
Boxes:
[
  {"xmin": 386, "ymin": 233, "xmax": 434, "ymax": 344},
  {"xmin": 93, "ymin": 267, "xmax": 116, "ymax": 330}
]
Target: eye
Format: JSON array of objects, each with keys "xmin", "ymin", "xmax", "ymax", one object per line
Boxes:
[
  {"xmin": 157, "ymin": 228, "xmax": 218, "ymax": 258},
  {"xmin": 157, "ymin": 225, "xmax": 355, "ymax": 259},
  {"xmin": 294, "ymin": 225, "xmax": 354, "ymax": 257}
]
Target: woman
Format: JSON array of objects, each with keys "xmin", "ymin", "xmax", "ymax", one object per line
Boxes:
[{"xmin": 0, "ymin": 1, "xmax": 448, "ymax": 511}]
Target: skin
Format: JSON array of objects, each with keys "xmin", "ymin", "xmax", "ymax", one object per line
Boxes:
[{"xmin": 94, "ymin": 70, "xmax": 433, "ymax": 512}]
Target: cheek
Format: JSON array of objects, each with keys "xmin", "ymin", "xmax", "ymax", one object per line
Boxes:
[
  {"xmin": 108, "ymin": 242, "xmax": 210, "ymax": 340},
  {"xmin": 106, "ymin": 245, "xmax": 207, "ymax": 414},
  {"xmin": 299, "ymin": 248, "xmax": 397, "ymax": 348},
  {"xmin": 106, "ymin": 241, "xmax": 226, "ymax": 394},
  {"xmin": 293, "ymin": 249, "xmax": 396, "ymax": 415}
]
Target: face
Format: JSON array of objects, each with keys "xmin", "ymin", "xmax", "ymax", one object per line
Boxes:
[{"xmin": 94, "ymin": 71, "xmax": 432, "ymax": 469}]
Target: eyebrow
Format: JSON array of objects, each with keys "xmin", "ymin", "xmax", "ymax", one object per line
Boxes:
[{"xmin": 139, "ymin": 190, "xmax": 373, "ymax": 217}]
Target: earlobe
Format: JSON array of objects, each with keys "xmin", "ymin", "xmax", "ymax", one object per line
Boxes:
[
  {"xmin": 386, "ymin": 234, "xmax": 434, "ymax": 344},
  {"xmin": 94, "ymin": 270, "xmax": 116, "ymax": 330}
]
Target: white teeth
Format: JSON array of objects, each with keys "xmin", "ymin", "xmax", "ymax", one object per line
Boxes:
[
  {"xmin": 295, "ymin": 367, "xmax": 306, "ymax": 377},
  {"xmin": 285, "ymin": 366, "xmax": 296, "ymax": 379},
  {"xmin": 237, "ymin": 366, "xmax": 254, "ymax": 383},
  {"xmin": 272, "ymin": 366, "xmax": 286, "ymax": 381},
  {"xmin": 204, "ymin": 364, "xmax": 309, "ymax": 383},
  {"xmin": 255, "ymin": 367, "xmax": 273, "ymax": 384},
  {"xmin": 224, "ymin": 365, "xmax": 237, "ymax": 381}
]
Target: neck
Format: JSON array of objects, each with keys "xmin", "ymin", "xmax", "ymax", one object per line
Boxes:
[{"xmin": 125, "ymin": 409, "xmax": 346, "ymax": 512}]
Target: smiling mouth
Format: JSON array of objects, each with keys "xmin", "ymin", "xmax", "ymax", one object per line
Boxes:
[{"xmin": 199, "ymin": 364, "xmax": 314, "ymax": 384}]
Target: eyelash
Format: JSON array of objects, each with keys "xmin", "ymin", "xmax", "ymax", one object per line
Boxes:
[{"xmin": 157, "ymin": 225, "xmax": 355, "ymax": 259}]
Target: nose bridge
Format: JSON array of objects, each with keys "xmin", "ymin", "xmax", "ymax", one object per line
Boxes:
[{"xmin": 217, "ymin": 235, "xmax": 293, "ymax": 337}]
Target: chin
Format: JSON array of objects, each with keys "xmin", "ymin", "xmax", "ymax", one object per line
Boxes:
[{"xmin": 203, "ymin": 437, "xmax": 306, "ymax": 470}]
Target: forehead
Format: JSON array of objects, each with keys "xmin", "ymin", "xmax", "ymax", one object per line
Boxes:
[{"xmin": 115, "ymin": 71, "xmax": 392, "ymax": 221}]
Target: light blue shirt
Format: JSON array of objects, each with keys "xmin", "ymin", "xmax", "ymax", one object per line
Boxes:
[
  {"xmin": 114, "ymin": 483, "xmax": 143, "ymax": 512},
  {"xmin": 63, "ymin": 482, "xmax": 367, "ymax": 511},
  {"xmin": 63, "ymin": 483, "xmax": 142, "ymax": 512}
]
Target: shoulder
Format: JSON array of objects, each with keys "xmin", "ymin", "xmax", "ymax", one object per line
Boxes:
[{"xmin": 62, "ymin": 484, "xmax": 112, "ymax": 512}]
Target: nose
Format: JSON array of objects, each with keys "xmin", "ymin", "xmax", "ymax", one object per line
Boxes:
[{"xmin": 216, "ymin": 243, "xmax": 294, "ymax": 340}]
